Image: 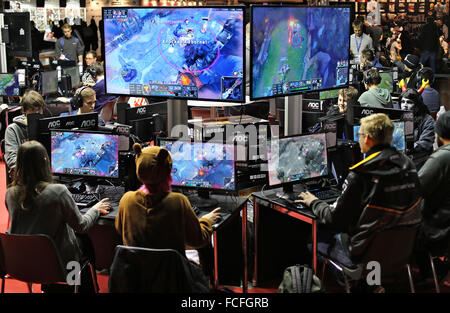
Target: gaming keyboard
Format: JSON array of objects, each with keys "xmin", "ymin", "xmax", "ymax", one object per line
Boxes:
[
  {"xmin": 71, "ymin": 193, "xmax": 100, "ymax": 208},
  {"xmin": 310, "ymin": 189, "xmax": 341, "ymax": 201}
]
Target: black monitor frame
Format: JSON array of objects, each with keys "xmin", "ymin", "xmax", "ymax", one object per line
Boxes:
[
  {"xmin": 102, "ymin": 6, "xmax": 246, "ymax": 103},
  {"xmin": 62, "ymin": 66, "xmax": 81, "ymax": 89},
  {"xmin": 249, "ymin": 4, "xmax": 352, "ymax": 101},
  {"xmin": 266, "ymin": 132, "xmax": 330, "ymax": 192},
  {"xmin": 158, "ymin": 137, "xmax": 237, "ymax": 194},
  {"xmin": 352, "ymin": 120, "xmax": 407, "ymax": 153},
  {"xmin": 50, "ymin": 129, "xmax": 121, "ymax": 180}
]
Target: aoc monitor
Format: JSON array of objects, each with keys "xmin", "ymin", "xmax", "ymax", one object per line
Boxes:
[
  {"xmin": 353, "ymin": 121, "xmax": 406, "ymax": 153},
  {"xmin": 267, "ymin": 133, "xmax": 329, "ymax": 190},
  {"xmin": 50, "ymin": 130, "xmax": 120, "ymax": 179},
  {"xmin": 250, "ymin": 5, "xmax": 351, "ymax": 100},
  {"xmin": 63, "ymin": 66, "xmax": 81, "ymax": 89},
  {"xmin": 41, "ymin": 71, "xmax": 59, "ymax": 95},
  {"xmin": 103, "ymin": 6, "xmax": 245, "ymax": 102},
  {"xmin": 0, "ymin": 74, "xmax": 20, "ymax": 96}
]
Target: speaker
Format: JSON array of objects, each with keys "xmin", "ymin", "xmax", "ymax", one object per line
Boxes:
[
  {"xmin": 36, "ymin": 0, "xmax": 45, "ymax": 8},
  {"xmin": 59, "ymin": 0, "xmax": 67, "ymax": 7}
]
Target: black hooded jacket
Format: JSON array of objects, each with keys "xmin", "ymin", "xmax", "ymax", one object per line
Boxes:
[{"xmin": 311, "ymin": 144, "xmax": 423, "ymax": 262}]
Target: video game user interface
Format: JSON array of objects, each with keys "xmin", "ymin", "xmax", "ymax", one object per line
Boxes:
[
  {"xmin": 251, "ymin": 6, "xmax": 350, "ymax": 99},
  {"xmin": 0, "ymin": 74, "xmax": 19, "ymax": 96},
  {"xmin": 378, "ymin": 71, "xmax": 394, "ymax": 93},
  {"xmin": 267, "ymin": 133, "xmax": 328, "ymax": 186},
  {"xmin": 159, "ymin": 140, "xmax": 235, "ymax": 190},
  {"xmin": 51, "ymin": 131, "xmax": 120, "ymax": 178},
  {"xmin": 353, "ymin": 121, "xmax": 405, "ymax": 152},
  {"xmin": 103, "ymin": 7, "xmax": 244, "ymax": 101},
  {"xmin": 319, "ymin": 88, "xmax": 341, "ymax": 100}
]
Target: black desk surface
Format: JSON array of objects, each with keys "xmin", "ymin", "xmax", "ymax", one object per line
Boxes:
[
  {"xmin": 80, "ymin": 185, "xmax": 248, "ymax": 228},
  {"xmin": 252, "ymin": 185, "xmax": 319, "ymax": 220}
]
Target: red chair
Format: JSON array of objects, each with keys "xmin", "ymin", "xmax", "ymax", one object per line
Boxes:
[{"xmin": 0, "ymin": 233, "xmax": 98, "ymax": 293}]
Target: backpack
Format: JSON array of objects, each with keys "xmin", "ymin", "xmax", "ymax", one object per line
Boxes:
[{"xmin": 278, "ymin": 264, "xmax": 324, "ymax": 293}]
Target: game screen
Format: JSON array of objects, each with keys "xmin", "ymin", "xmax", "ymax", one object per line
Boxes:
[
  {"xmin": 267, "ymin": 133, "xmax": 328, "ymax": 186},
  {"xmin": 319, "ymin": 88, "xmax": 341, "ymax": 100},
  {"xmin": 353, "ymin": 121, "xmax": 405, "ymax": 152},
  {"xmin": 251, "ymin": 6, "xmax": 350, "ymax": 99},
  {"xmin": 103, "ymin": 7, "xmax": 245, "ymax": 102},
  {"xmin": 51, "ymin": 131, "xmax": 120, "ymax": 178},
  {"xmin": 159, "ymin": 140, "xmax": 235, "ymax": 190},
  {"xmin": 0, "ymin": 74, "xmax": 19, "ymax": 96},
  {"xmin": 63, "ymin": 66, "xmax": 81, "ymax": 88},
  {"xmin": 379, "ymin": 71, "xmax": 394, "ymax": 93},
  {"xmin": 41, "ymin": 71, "xmax": 58, "ymax": 95}
]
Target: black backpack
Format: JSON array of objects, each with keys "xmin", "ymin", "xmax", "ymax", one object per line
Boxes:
[{"xmin": 278, "ymin": 264, "xmax": 324, "ymax": 293}]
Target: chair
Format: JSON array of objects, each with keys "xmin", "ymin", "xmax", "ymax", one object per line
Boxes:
[
  {"xmin": 0, "ymin": 233, "xmax": 98, "ymax": 293},
  {"xmin": 108, "ymin": 245, "xmax": 210, "ymax": 293},
  {"xmin": 429, "ymin": 252, "xmax": 449, "ymax": 293},
  {"xmin": 320, "ymin": 225, "xmax": 419, "ymax": 293},
  {"xmin": 87, "ymin": 224, "xmax": 122, "ymax": 271}
]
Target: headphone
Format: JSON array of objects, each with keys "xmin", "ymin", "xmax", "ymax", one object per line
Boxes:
[
  {"xmin": 416, "ymin": 67, "xmax": 435, "ymax": 88},
  {"xmin": 72, "ymin": 86, "xmax": 90, "ymax": 110},
  {"xmin": 363, "ymin": 69, "xmax": 373, "ymax": 85}
]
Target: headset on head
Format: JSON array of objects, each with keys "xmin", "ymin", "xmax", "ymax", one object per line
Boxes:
[
  {"xmin": 363, "ymin": 69, "xmax": 373, "ymax": 85},
  {"xmin": 87, "ymin": 65, "xmax": 98, "ymax": 80},
  {"xmin": 416, "ymin": 67, "xmax": 435, "ymax": 87},
  {"xmin": 72, "ymin": 85, "xmax": 90, "ymax": 110}
]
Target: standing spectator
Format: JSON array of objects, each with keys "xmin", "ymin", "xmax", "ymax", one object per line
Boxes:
[
  {"xmin": 55, "ymin": 23, "xmax": 84, "ymax": 64},
  {"xmin": 81, "ymin": 50, "xmax": 98, "ymax": 86},
  {"xmin": 436, "ymin": 17, "xmax": 448, "ymax": 41},
  {"xmin": 81, "ymin": 20, "xmax": 95, "ymax": 54},
  {"xmin": 350, "ymin": 19, "xmax": 374, "ymax": 65},
  {"xmin": 367, "ymin": 0, "xmax": 381, "ymax": 26},
  {"xmin": 90, "ymin": 18, "xmax": 99, "ymax": 52},
  {"xmin": 29, "ymin": 21, "xmax": 43, "ymax": 66},
  {"xmin": 418, "ymin": 17, "xmax": 441, "ymax": 73}
]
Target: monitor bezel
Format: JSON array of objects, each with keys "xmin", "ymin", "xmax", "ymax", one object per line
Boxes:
[
  {"xmin": 0, "ymin": 73, "xmax": 20, "ymax": 97},
  {"xmin": 249, "ymin": 4, "xmax": 352, "ymax": 101},
  {"xmin": 352, "ymin": 120, "xmax": 406, "ymax": 153},
  {"xmin": 50, "ymin": 129, "xmax": 121, "ymax": 180},
  {"xmin": 157, "ymin": 137, "xmax": 238, "ymax": 193},
  {"xmin": 102, "ymin": 5, "xmax": 246, "ymax": 103},
  {"xmin": 266, "ymin": 132, "xmax": 330, "ymax": 189}
]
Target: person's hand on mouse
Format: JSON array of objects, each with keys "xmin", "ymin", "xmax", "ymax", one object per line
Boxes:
[
  {"xmin": 93, "ymin": 198, "xmax": 111, "ymax": 214},
  {"xmin": 203, "ymin": 207, "xmax": 222, "ymax": 224},
  {"xmin": 296, "ymin": 191, "xmax": 318, "ymax": 207}
]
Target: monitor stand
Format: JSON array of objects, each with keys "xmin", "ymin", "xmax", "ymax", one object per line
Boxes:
[
  {"xmin": 188, "ymin": 190, "xmax": 219, "ymax": 209},
  {"xmin": 276, "ymin": 184, "xmax": 306, "ymax": 201}
]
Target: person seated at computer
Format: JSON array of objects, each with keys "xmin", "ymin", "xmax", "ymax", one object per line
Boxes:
[
  {"xmin": 401, "ymin": 88, "xmax": 435, "ymax": 169},
  {"xmin": 418, "ymin": 67, "xmax": 440, "ymax": 120},
  {"xmin": 115, "ymin": 144, "xmax": 222, "ymax": 279},
  {"xmin": 87, "ymin": 61, "xmax": 117, "ymax": 114},
  {"xmin": 325, "ymin": 86, "xmax": 359, "ymax": 116},
  {"xmin": 55, "ymin": 23, "xmax": 84, "ymax": 65},
  {"xmin": 58, "ymin": 87, "xmax": 96, "ymax": 116},
  {"xmin": 4, "ymin": 90, "xmax": 46, "ymax": 182},
  {"xmin": 297, "ymin": 113, "xmax": 422, "ymax": 292},
  {"xmin": 398, "ymin": 54, "xmax": 423, "ymax": 90},
  {"xmin": 5, "ymin": 140, "xmax": 111, "ymax": 293},
  {"xmin": 360, "ymin": 48, "xmax": 382, "ymax": 70},
  {"xmin": 350, "ymin": 18, "xmax": 374, "ymax": 65},
  {"xmin": 81, "ymin": 50, "xmax": 98, "ymax": 86},
  {"xmin": 358, "ymin": 68, "xmax": 393, "ymax": 108}
]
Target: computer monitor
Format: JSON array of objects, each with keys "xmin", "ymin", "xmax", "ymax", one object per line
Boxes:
[
  {"xmin": 63, "ymin": 66, "xmax": 81, "ymax": 89},
  {"xmin": 130, "ymin": 114, "xmax": 166, "ymax": 143},
  {"xmin": 102, "ymin": 7, "xmax": 245, "ymax": 102},
  {"xmin": 0, "ymin": 74, "xmax": 20, "ymax": 96},
  {"xmin": 267, "ymin": 133, "xmax": 329, "ymax": 192},
  {"xmin": 41, "ymin": 71, "xmax": 59, "ymax": 95},
  {"xmin": 378, "ymin": 70, "xmax": 394, "ymax": 94},
  {"xmin": 250, "ymin": 5, "xmax": 351, "ymax": 100},
  {"xmin": 159, "ymin": 138, "xmax": 236, "ymax": 207},
  {"xmin": 3, "ymin": 12, "xmax": 32, "ymax": 57},
  {"xmin": 353, "ymin": 121, "xmax": 406, "ymax": 153},
  {"xmin": 50, "ymin": 130, "xmax": 120, "ymax": 179}
]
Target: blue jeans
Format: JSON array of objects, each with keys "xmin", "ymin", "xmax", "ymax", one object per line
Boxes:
[{"xmin": 420, "ymin": 50, "xmax": 437, "ymax": 73}]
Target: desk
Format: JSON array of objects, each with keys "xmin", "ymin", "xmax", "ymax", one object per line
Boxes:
[
  {"xmin": 250, "ymin": 187, "xmax": 319, "ymax": 288},
  {"xmin": 81, "ymin": 186, "xmax": 249, "ymax": 292}
]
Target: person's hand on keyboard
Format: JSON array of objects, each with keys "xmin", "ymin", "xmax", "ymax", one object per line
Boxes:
[
  {"xmin": 92, "ymin": 198, "xmax": 112, "ymax": 214},
  {"xmin": 202, "ymin": 207, "xmax": 222, "ymax": 225},
  {"xmin": 296, "ymin": 191, "xmax": 318, "ymax": 207}
]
